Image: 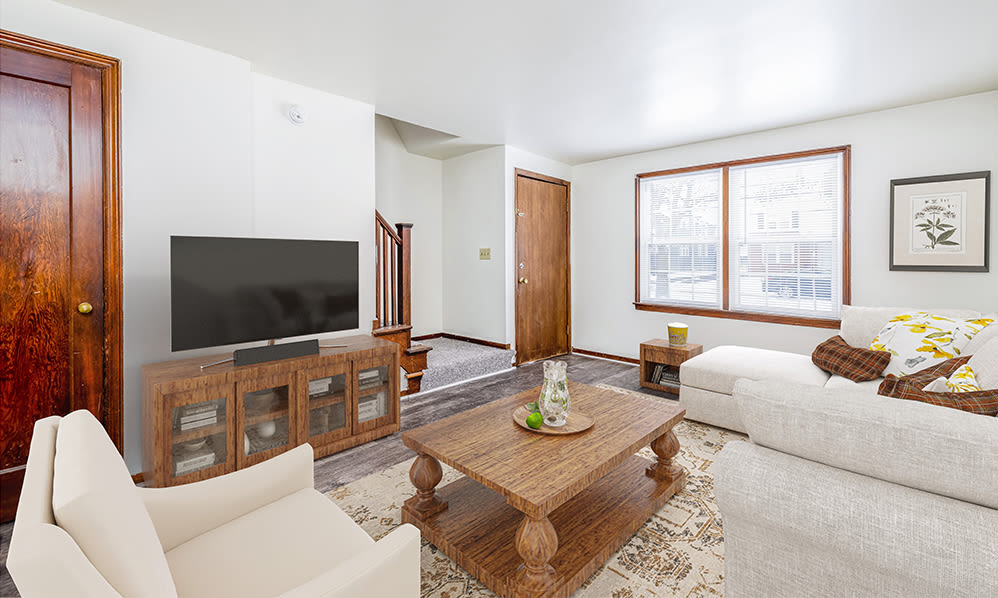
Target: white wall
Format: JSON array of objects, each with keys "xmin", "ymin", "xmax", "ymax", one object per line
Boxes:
[
  {"xmin": 374, "ymin": 116, "xmax": 444, "ymax": 336},
  {"xmin": 571, "ymin": 91, "xmax": 998, "ymax": 360},
  {"xmin": 1, "ymin": 0, "xmax": 376, "ymax": 473},
  {"xmin": 441, "ymin": 147, "xmax": 507, "ymax": 342},
  {"xmin": 504, "ymin": 147, "xmax": 573, "ymax": 345}
]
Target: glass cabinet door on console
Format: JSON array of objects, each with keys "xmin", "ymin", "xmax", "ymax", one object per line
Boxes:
[
  {"xmin": 354, "ymin": 357, "xmax": 396, "ymax": 434},
  {"xmin": 164, "ymin": 385, "xmax": 235, "ymax": 484},
  {"xmin": 236, "ymin": 372, "xmax": 296, "ymax": 468},
  {"xmin": 299, "ymin": 361, "xmax": 352, "ymax": 447}
]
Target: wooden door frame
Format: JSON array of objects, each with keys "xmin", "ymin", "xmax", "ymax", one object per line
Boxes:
[
  {"xmin": 513, "ymin": 168, "xmax": 572, "ymax": 365},
  {"xmin": 1, "ymin": 30, "xmax": 123, "ymax": 451}
]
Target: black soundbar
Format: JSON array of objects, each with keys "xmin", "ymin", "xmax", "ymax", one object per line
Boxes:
[{"xmin": 233, "ymin": 339, "xmax": 320, "ymax": 366}]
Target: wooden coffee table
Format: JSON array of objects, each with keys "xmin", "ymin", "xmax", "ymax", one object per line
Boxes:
[{"xmin": 401, "ymin": 381, "xmax": 687, "ymax": 598}]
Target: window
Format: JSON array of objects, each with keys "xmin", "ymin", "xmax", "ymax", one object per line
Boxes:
[{"xmin": 635, "ymin": 146, "xmax": 850, "ymax": 327}]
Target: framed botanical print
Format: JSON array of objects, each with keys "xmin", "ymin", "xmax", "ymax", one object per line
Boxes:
[{"xmin": 890, "ymin": 171, "xmax": 990, "ymax": 272}]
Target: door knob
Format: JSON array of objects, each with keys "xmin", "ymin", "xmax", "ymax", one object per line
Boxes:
[
  {"xmin": 518, "ymin": 278, "xmax": 528, "ymax": 284},
  {"xmin": 78, "ymin": 302, "xmax": 93, "ymax": 314}
]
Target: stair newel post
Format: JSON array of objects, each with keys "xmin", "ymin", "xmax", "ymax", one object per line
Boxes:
[{"xmin": 396, "ymin": 223, "xmax": 413, "ymax": 328}]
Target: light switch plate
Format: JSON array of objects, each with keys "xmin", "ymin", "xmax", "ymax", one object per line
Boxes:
[{"xmin": 479, "ymin": 248, "xmax": 491, "ymax": 260}]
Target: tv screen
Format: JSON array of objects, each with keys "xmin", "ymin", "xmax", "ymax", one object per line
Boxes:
[{"xmin": 170, "ymin": 236, "xmax": 359, "ymax": 352}]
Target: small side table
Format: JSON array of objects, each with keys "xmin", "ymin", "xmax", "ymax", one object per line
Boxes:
[{"xmin": 640, "ymin": 340, "xmax": 703, "ymax": 394}]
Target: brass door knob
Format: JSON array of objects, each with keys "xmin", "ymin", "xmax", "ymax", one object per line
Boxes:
[
  {"xmin": 78, "ymin": 302, "xmax": 93, "ymax": 314},
  {"xmin": 518, "ymin": 277, "xmax": 528, "ymax": 284}
]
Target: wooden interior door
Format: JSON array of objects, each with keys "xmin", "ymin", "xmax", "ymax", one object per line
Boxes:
[
  {"xmin": 514, "ymin": 169, "xmax": 571, "ymax": 365},
  {"xmin": 0, "ymin": 32, "xmax": 121, "ymax": 522}
]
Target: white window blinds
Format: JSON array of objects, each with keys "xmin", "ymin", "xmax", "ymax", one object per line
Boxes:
[
  {"xmin": 728, "ymin": 153, "xmax": 844, "ymax": 319},
  {"xmin": 638, "ymin": 169, "xmax": 723, "ymax": 307}
]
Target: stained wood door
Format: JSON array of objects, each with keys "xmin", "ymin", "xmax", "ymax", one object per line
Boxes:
[
  {"xmin": 0, "ymin": 33, "xmax": 122, "ymax": 522},
  {"xmin": 514, "ymin": 169, "xmax": 571, "ymax": 365}
]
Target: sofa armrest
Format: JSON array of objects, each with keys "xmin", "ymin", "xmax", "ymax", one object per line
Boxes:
[
  {"xmin": 7, "ymin": 523, "xmax": 125, "ymax": 598},
  {"xmin": 139, "ymin": 443, "xmax": 314, "ymax": 551},
  {"xmin": 715, "ymin": 441, "xmax": 998, "ymax": 597},
  {"xmin": 277, "ymin": 523, "xmax": 421, "ymax": 598},
  {"xmin": 733, "ymin": 379, "xmax": 998, "ymax": 509}
]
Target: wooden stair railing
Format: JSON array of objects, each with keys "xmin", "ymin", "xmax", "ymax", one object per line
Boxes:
[{"xmin": 373, "ymin": 211, "xmax": 431, "ymax": 395}]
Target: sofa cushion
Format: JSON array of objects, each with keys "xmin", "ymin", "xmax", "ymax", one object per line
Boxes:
[
  {"xmin": 927, "ymin": 363, "xmax": 982, "ymax": 392},
  {"xmin": 839, "ymin": 305, "xmax": 980, "ymax": 349},
  {"xmin": 733, "ymin": 378, "xmax": 998, "ymax": 509},
  {"xmin": 680, "ymin": 345, "xmax": 829, "ymax": 395},
  {"xmin": 166, "ymin": 488, "xmax": 374, "ymax": 598},
  {"xmin": 811, "ymin": 335, "xmax": 891, "ymax": 382},
  {"xmin": 870, "ymin": 312, "xmax": 992, "ymax": 376},
  {"xmin": 964, "ymin": 321, "xmax": 998, "ymax": 355},
  {"xmin": 52, "ymin": 410, "xmax": 177, "ymax": 598},
  {"xmin": 968, "ymin": 338, "xmax": 998, "ymax": 390},
  {"xmin": 822, "ymin": 375, "xmax": 883, "ymax": 392}
]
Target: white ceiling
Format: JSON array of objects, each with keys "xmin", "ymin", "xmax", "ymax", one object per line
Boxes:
[{"xmin": 58, "ymin": 0, "xmax": 998, "ymax": 164}]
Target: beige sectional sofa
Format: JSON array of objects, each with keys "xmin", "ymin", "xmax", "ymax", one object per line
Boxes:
[
  {"xmin": 716, "ymin": 379, "xmax": 998, "ymax": 597},
  {"xmin": 678, "ymin": 305, "xmax": 995, "ymax": 433},
  {"xmin": 687, "ymin": 306, "xmax": 998, "ymax": 596}
]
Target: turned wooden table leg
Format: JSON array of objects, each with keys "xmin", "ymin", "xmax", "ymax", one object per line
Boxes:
[
  {"xmin": 513, "ymin": 515, "xmax": 558, "ymax": 595},
  {"xmin": 403, "ymin": 453, "xmax": 448, "ymax": 519},
  {"xmin": 646, "ymin": 428, "xmax": 686, "ymax": 483}
]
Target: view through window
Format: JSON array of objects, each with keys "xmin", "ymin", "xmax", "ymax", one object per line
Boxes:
[{"xmin": 636, "ymin": 146, "xmax": 850, "ymax": 325}]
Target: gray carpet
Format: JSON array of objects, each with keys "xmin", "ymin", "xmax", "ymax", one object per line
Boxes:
[{"xmin": 418, "ymin": 338, "xmax": 515, "ymax": 392}]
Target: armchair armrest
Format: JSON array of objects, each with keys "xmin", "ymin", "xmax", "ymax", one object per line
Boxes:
[
  {"xmin": 8, "ymin": 523, "xmax": 124, "ymax": 598},
  {"xmin": 278, "ymin": 523, "xmax": 421, "ymax": 598},
  {"xmin": 139, "ymin": 443, "xmax": 314, "ymax": 551},
  {"xmin": 733, "ymin": 379, "xmax": 998, "ymax": 509}
]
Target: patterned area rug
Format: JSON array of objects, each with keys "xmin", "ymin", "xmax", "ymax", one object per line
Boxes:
[{"xmin": 326, "ymin": 384, "xmax": 747, "ymax": 598}]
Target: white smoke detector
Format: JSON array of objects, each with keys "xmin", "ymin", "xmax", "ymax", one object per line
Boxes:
[{"xmin": 287, "ymin": 104, "xmax": 307, "ymax": 125}]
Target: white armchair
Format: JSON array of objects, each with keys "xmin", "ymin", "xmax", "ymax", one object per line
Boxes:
[{"xmin": 8, "ymin": 410, "xmax": 421, "ymax": 598}]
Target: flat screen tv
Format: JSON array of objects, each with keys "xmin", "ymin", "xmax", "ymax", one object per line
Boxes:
[{"xmin": 170, "ymin": 236, "xmax": 359, "ymax": 352}]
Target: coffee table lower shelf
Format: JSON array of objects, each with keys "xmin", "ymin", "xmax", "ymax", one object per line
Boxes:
[{"xmin": 402, "ymin": 453, "xmax": 686, "ymax": 598}]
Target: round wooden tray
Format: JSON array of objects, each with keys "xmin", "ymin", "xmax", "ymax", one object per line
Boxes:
[{"xmin": 511, "ymin": 405, "xmax": 594, "ymax": 435}]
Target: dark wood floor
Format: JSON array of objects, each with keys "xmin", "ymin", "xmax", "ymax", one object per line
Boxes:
[{"xmin": 0, "ymin": 354, "xmax": 668, "ymax": 597}]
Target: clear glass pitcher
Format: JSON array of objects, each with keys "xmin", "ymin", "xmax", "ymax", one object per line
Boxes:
[{"xmin": 538, "ymin": 361, "xmax": 570, "ymax": 426}]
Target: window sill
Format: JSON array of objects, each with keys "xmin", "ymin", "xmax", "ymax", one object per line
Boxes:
[{"xmin": 633, "ymin": 302, "xmax": 841, "ymax": 329}]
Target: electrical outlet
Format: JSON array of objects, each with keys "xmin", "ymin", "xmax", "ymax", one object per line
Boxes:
[{"xmin": 479, "ymin": 248, "xmax": 491, "ymax": 260}]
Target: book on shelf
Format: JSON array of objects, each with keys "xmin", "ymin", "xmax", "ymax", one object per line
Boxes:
[
  {"xmin": 179, "ymin": 415, "xmax": 218, "ymax": 432},
  {"xmin": 174, "ymin": 451, "xmax": 215, "ymax": 475},
  {"xmin": 358, "ymin": 395, "xmax": 385, "ymax": 420},
  {"xmin": 179, "ymin": 408, "xmax": 218, "ymax": 425},
  {"xmin": 657, "ymin": 368, "xmax": 681, "ymax": 385},
  {"xmin": 181, "ymin": 403, "xmax": 218, "ymax": 417},
  {"xmin": 308, "ymin": 378, "xmax": 331, "ymax": 396}
]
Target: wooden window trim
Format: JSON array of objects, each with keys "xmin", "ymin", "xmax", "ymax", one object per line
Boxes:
[{"xmin": 634, "ymin": 145, "xmax": 851, "ymax": 330}]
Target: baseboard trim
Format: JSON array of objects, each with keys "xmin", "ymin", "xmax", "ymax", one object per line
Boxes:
[
  {"xmin": 572, "ymin": 347, "xmax": 639, "ymax": 365},
  {"xmin": 412, "ymin": 332, "xmax": 511, "ymax": 351},
  {"xmin": 411, "ymin": 333, "xmax": 442, "ymax": 341}
]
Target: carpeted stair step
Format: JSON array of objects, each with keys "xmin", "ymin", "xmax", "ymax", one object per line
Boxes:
[{"xmin": 419, "ymin": 338, "xmax": 515, "ymax": 393}]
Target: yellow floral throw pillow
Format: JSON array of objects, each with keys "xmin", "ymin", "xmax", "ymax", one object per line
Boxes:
[
  {"xmin": 870, "ymin": 312, "xmax": 994, "ymax": 377},
  {"xmin": 922, "ymin": 364, "xmax": 983, "ymax": 393}
]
